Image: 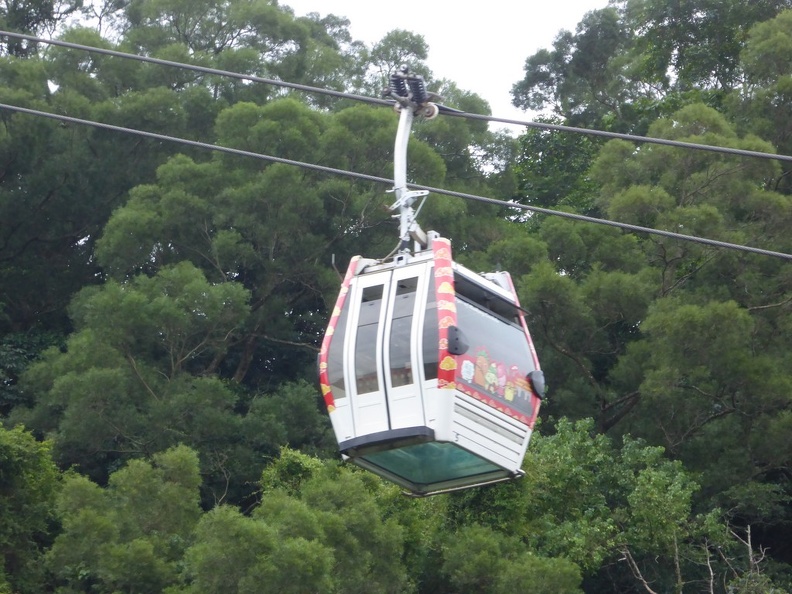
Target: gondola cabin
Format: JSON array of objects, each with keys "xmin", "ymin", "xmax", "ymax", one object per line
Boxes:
[{"xmin": 318, "ymin": 236, "xmax": 544, "ymax": 496}]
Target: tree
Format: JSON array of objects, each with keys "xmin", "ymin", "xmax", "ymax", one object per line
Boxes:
[
  {"xmin": 175, "ymin": 504, "xmax": 334, "ymax": 594},
  {"xmin": 0, "ymin": 0, "xmax": 81, "ymax": 56},
  {"xmin": 46, "ymin": 445, "xmax": 202, "ymax": 593},
  {"xmin": 623, "ymin": 0, "xmax": 792, "ymax": 92},
  {"xmin": 12, "ymin": 262, "xmax": 252, "ymax": 489},
  {"xmin": 0, "ymin": 3, "xmax": 790, "ymax": 590},
  {"xmin": 520, "ymin": 104, "xmax": 791, "ymax": 442},
  {"xmin": 0, "ymin": 330, "xmax": 63, "ymax": 414},
  {"xmin": 94, "ymin": 99, "xmax": 448, "ymax": 388},
  {"xmin": 512, "ymin": 7, "xmax": 638, "ymax": 130},
  {"xmin": 176, "ymin": 449, "xmax": 412, "ymax": 594},
  {"xmin": 611, "ymin": 298, "xmax": 792, "ymax": 531},
  {"xmin": 441, "ymin": 524, "xmax": 582, "ymax": 594},
  {"xmin": 444, "ymin": 419, "xmax": 788, "ymax": 593},
  {"xmin": 512, "ymin": 0, "xmax": 792, "ymax": 133},
  {"xmin": 356, "ymin": 29, "xmax": 431, "ymax": 97},
  {"xmin": 295, "ymin": 464, "xmax": 413, "ymax": 593},
  {"xmin": 0, "ymin": 426, "xmax": 60, "ymax": 593},
  {"xmin": 728, "ymin": 9, "xmax": 792, "ymax": 194},
  {"xmin": 0, "ymin": 42, "xmax": 196, "ymax": 340},
  {"xmin": 510, "ymin": 103, "xmax": 792, "ymax": 575},
  {"xmin": 12, "ymin": 260, "xmax": 339, "ymax": 507},
  {"xmin": 514, "ymin": 117, "xmax": 602, "ymax": 212}
]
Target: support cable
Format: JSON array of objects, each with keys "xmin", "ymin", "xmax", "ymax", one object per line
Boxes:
[
  {"xmin": 1, "ymin": 101, "xmax": 789, "ymax": 262},
  {"xmin": 0, "ymin": 30, "xmax": 391, "ymax": 108},
  {"xmin": 1, "ymin": 29, "xmax": 792, "ymax": 164}
]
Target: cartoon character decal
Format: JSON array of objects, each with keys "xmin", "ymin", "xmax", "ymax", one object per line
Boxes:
[
  {"xmin": 455, "ymin": 349, "xmax": 536, "ymax": 424},
  {"xmin": 485, "ymin": 363, "xmax": 498, "ymax": 393},
  {"xmin": 430, "ymin": 239, "xmax": 541, "ymax": 427}
]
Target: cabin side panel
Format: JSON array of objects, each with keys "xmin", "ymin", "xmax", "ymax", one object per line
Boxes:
[{"xmin": 319, "ymin": 256, "xmax": 359, "ymax": 442}]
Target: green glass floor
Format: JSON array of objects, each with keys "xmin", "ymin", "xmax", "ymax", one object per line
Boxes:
[{"xmin": 361, "ymin": 441, "xmax": 503, "ymax": 487}]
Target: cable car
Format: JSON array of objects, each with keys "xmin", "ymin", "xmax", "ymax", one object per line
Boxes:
[{"xmin": 317, "ymin": 68, "xmax": 545, "ymax": 496}]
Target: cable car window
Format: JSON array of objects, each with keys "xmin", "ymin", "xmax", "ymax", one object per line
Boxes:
[
  {"xmin": 422, "ymin": 278, "xmax": 438, "ymax": 381},
  {"xmin": 328, "ymin": 294, "xmax": 351, "ymax": 400},
  {"xmin": 454, "ymin": 274, "xmax": 523, "ymax": 325},
  {"xmin": 389, "ymin": 277, "xmax": 418, "ymax": 387},
  {"xmin": 455, "ymin": 296, "xmax": 536, "ymax": 418},
  {"xmin": 355, "ymin": 285, "xmax": 384, "ymax": 394}
]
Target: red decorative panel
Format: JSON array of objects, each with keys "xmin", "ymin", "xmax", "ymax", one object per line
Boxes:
[
  {"xmin": 318, "ymin": 256, "xmax": 359, "ymax": 412},
  {"xmin": 432, "ymin": 239, "xmax": 457, "ymax": 390}
]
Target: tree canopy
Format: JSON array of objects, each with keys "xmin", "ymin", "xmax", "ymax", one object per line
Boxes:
[{"xmin": 0, "ymin": 0, "xmax": 791, "ymax": 592}]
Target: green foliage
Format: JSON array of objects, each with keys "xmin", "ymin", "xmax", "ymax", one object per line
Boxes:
[
  {"xmin": 512, "ymin": 7, "xmax": 635, "ymax": 129},
  {"xmin": 512, "ymin": 0, "xmax": 792, "ymax": 131},
  {"xmin": 741, "ymin": 10, "xmax": 792, "ymax": 84},
  {"xmin": 442, "ymin": 524, "xmax": 582, "ymax": 594},
  {"xmin": 0, "ymin": 0, "xmax": 81, "ymax": 56},
  {"xmin": 239, "ymin": 382, "xmax": 337, "ymax": 485},
  {"xmin": 15, "ymin": 344, "xmax": 333, "ymax": 509},
  {"xmin": 726, "ymin": 572, "xmax": 790, "ymax": 594},
  {"xmin": 728, "ymin": 9, "xmax": 792, "ymax": 194},
  {"xmin": 456, "ymin": 223, "xmax": 550, "ymax": 290},
  {"xmin": 177, "ymin": 449, "xmax": 412, "ymax": 593},
  {"xmin": 445, "ymin": 419, "xmax": 749, "ymax": 592},
  {"xmin": 47, "ymin": 446, "xmax": 201, "ymax": 593},
  {"xmin": 515, "ymin": 118, "xmax": 602, "ymax": 212},
  {"xmin": 259, "ymin": 445, "xmax": 325, "ymax": 497},
  {"xmin": 0, "ymin": 330, "xmax": 63, "ymax": 414},
  {"xmin": 358, "ymin": 29, "xmax": 431, "ymax": 96},
  {"xmin": 613, "ymin": 298, "xmax": 792, "ymax": 505},
  {"xmin": 0, "ymin": 426, "xmax": 60, "ymax": 593},
  {"xmin": 298, "ymin": 467, "xmax": 412, "ymax": 593},
  {"xmin": 11, "ymin": 264, "xmax": 256, "ymax": 498},
  {"xmin": 177, "ymin": 506, "xmax": 285, "ymax": 594},
  {"xmin": 625, "ymin": 0, "xmax": 792, "ymax": 90},
  {"xmin": 69, "ymin": 262, "xmax": 251, "ymax": 375},
  {"xmin": 0, "ymin": 1, "xmax": 790, "ymax": 591}
]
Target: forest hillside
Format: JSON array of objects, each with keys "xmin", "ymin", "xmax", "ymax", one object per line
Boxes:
[{"xmin": 1, "ymin": 1, "xmax": 791, "ymax": 592}]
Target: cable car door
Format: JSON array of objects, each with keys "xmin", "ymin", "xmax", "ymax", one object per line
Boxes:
[
  {"xmin": 347, "ymin": 271, "xmax": 391, "ymax": 436},
  {"xmin": 381, "ymin": 265, "xmax": 429, "ymax": 429}
]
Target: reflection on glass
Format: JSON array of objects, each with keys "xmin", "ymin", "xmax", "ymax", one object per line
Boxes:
[
  {"xmin": 422, "ymin": 278, "xmax": 438, "ymax": 381},
  {"xmin": 455, "ymin": 295, "xmax": 536, "ymax": 417},
  {"xmin": 363, "ymin": 442, "xmax": 503, "ymax": 485},
  {"xmin": 390, "ymin": 277, "xmax": 418, "ymax": 387},
  {"xmin": 355, "ymin": 285, "xmax": 383, "ymax": 394},
  {"xmin": 328, "ymin": 294, "xmax": 350, "ymax": 399}
]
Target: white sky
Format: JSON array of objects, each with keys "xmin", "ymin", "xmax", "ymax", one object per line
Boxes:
[{"xmin": 283, "ymin": 0, "xmax": 611, "ymax": 128}]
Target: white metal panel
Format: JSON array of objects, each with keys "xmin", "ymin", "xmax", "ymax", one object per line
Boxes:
[
  {"xmin": 450, "ymin": 391, "xmax": 532, "ymax": 471},
  {"xmin": 452, "ymin": 431, "xmax": 520, "ymax": 473},
  {"xmin": 328, "ymin": 402, "xmax": 354, "ymax": 443},
  {"xmin": 427, "ymin": 384, "xmax": 455, "ymax": 441}
]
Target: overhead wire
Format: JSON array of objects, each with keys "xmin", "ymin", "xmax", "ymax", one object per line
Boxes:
[
  {"xmin": 3, "ymin": 29, "xmax": 792, "ymax": 164},
  {"xmin": 2, "ymin": 102, "xmax": 789, "ymax": 262},
  {"xmin": 0, "ymin": 30, "xmax": 790, "ymax": 261},
  {"xmin": 0, "ymin": 30, "xmax": 392, "ymax": 108}
]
